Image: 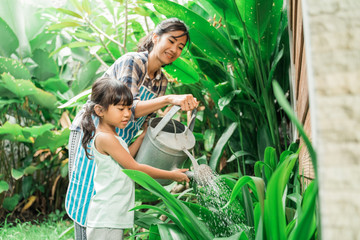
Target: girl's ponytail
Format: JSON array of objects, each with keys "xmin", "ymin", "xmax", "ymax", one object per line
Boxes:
[{"xmin": 81, "ymin": 102, "xmax": 96, "ymax": 159}]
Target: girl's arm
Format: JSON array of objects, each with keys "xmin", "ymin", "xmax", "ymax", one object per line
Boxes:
[
  {"xmin": 134, "ymin": 94, "xmax": 198, "ymax": 118},
  {"xmin": 96, "ymin": 133, "xmax": 189, "ymax": 182}
]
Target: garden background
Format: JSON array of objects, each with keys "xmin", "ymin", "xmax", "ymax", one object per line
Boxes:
[{"xmin": 0, "ymin": 0, "xmax": 359, "ymax": 239}]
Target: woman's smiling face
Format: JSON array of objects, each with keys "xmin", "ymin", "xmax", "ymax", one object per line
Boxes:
[{"xmin": 152, "ymin": 30, "xmax": 188, "ymax": 66}]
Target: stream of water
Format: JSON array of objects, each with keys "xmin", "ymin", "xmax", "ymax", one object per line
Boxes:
[{"xmin": 183, "ymin": 149, "xmax": 251, "ymax": 237}]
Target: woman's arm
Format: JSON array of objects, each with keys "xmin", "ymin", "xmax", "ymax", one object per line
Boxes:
[
  {"xmin": 128, "ymin": 127, "xmax": 147, "ymax": 157},
  {"xmin": 97, "ymin": 133, "xmax": 189, "ymax": 182},
  {"xmin": 134, "ymin": 94, "xmax": 198, "ymax": 118}
]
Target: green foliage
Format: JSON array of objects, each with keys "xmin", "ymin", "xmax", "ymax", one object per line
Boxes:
[
  {"xmin": 124, "ymin": 169, "xmax": 214, "ymax": 240},
  {"xmin": 0, "ymin": 1, "xmax": 319, "ymax": 240}
]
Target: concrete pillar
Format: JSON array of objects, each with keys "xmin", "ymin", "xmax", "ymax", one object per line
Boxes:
[{"xmin": 302, "ymin": 0, "xmax": 360, "ymax": 239}]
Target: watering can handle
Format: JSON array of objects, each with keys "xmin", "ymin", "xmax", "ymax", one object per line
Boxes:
[
  {"xmin": 153, "ymin": 105, "xmax": 181, "ymax": 137},
  {"xmin": 188, "ymin": 108, "xmax": 197, "ymax": 132}
]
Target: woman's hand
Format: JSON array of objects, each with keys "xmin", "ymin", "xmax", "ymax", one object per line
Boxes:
[
  {"xmin": 170, "ymin": 169, "xmax": 190, "ymax": 183},
  {"xmin": 167, "ymin": 94, "xmax": 198, "ymax": 111}
]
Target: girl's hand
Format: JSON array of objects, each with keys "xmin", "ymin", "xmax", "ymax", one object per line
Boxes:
[
  {"xmin": 171, "ymin": 169, "xmax": 190, "ymax": 183},
  {"xmin": 167, "ymin": 94, "xmax": 198, "ymax": 111}
]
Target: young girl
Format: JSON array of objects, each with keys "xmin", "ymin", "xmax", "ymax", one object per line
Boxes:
[{"xmin": 81, "ymin": 77, "xmax": 189, "ymax": 240}]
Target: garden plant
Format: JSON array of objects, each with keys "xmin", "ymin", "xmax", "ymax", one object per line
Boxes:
[{"xmin": 0, "ymin": 0, "xmax": 318, "ymax": 239}]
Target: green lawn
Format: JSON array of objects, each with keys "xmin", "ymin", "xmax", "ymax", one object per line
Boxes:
[{"xmin": 0, "ymin": 219, "xmax": 73, "ymax": 240}]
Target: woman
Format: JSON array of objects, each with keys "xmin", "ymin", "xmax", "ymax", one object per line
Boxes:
[{"xmin": 65, "ymin": 18, "xmax": 197, "ymax": 239}]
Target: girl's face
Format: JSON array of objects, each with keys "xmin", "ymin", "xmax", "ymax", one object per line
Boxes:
[
  {"xmin": 152, "ymin": 30, "xmax": 188, "ymax": 65},
  {"xmin": 101, "ymin": 103, "xmax": 132, "ymax": 130}
]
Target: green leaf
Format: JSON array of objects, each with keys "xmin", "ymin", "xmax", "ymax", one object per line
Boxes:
[
  {"xmin": 218, "ymin": 90, "xmax": 241, "ymax": 111},
  {"xmin": 264, "ymin": 152, "xmax": 298, "ymax": 240},
  {"xmin": 204, "ymin": 129, "xmax": 215, "ymax": 152},
  {"xmin": 0, "ymin": 17, "xmax": 19, "ymax": 57},
  {"xmin": 254, "ymin": 161, "xmax": 272, "ymax": 179},
  {"xmin": 71, "ymin": 59, "xmax": 101, "ymax": 94},
  {"xmin": 34, "ymin": 128, "xmax": 70, "ymax": 152},
  {"xmin": 21, "ymin": 176, "xmax": 33, "ymax": 199},
  {"xmin": 134, "ymin": 211, "xmax": 163, "ymax": 230},
  {"xmin": 135, "ymin": 188, "xmax": 160, "ymax": 202},
  {"xmin": 123, "ymin": 169, "xmax": 214, "ymax": 240},
  {"xmin": 0, "ymin": 0, "xmax": 31, "ymax": 57},
  {"xmin": 23, "ymin": 166, "xmax": 38, "ymax": 175},
  {"xmin": 2, "ymin": 194, "xmax": 20, "ymax": 211},
  {"xmin": 214, "ymin": 231, "xmax": 249, "ymax": 240},
  {"xmin": 259, "ymin": 0, "xmax": 283, "ymax": 61},
  {"xmin": 40, "ymin": 77, "xmax": 69, "ymax": 94},
  {"xmin": 151, "ymin": 0, "xmax": 237, "ymax": 61},
  {"xmin": 288, "ymin": 180, "xmax": 317, "ymax": 240},
  {"xmin": 0, "ymin": 99, "xmax": 22, "ymax": 106},
  {"xmin": 0, "ymin": 73, "xmax": 58, "ymax": 109},
  {"xmin": 158, "ymin": 224, "xmax": 189, "ymax": 240},
  {"xmin": 209, "ymin": 122, "xmax": 238, "ymax": 171},
  {"xmin": 226, "ymin": 176, "xmax": 265, "ymax": 215},
  {"xmin": 58, "ymin": 89, "xmax": 91, "ymax": 109},
  {"xmin": 0, "ymin": 57, "xmax": 31, "ymax": 80},
  {"xmin": 47, "ymin": 21, "xmax": 82, "ymax": 31},
  {"xmin": 56, "ymin": 8, "xmax": 83, "ymax": 19},
  {"xmin": 227, "ymin": 151, "xmax": 252, "ymax": 163},
  {"xmin": 0, "ymin": 180, "xmax": 9, "ymax": 194},
  {"xmin": 61, "ymin": 163, "xmax": 68, "ymax": 178},
  {"xmin": 190, "ymin": 44, "xmax": 228, "ymax": 84},
  {"xmin": 82, "ymin": 0, "xmax": 91, "ymax": 15},
  {"xmin": 11, "ymin": 168, "xmax": 24, "ymax": 180},
  {"xmin": 23, "ymin": 123, "xmax": 55, "ymax": 138},
  {"xmin": 164, "ymin": 57, "xmax": 199, "ymax": 84},
  {"xmin": 69, "ymin": 0, "xmax": 84, "ymax": 13},
  {"xmin": 238, "ymin": 0, "xmax": 272, "ymax": 43},
  {"xmin": 50, "ymin": 41, "xmax": 101, "ymax": 57},
  {"xmin": 273, "ymin": 81, "xmax": 317, "ymax": 174},
  {"xmin": 0, "ymin": 122, "xmax": 33, "ymax": 143},
  {"xmin": 32, "ymin": 49, "xmax": 59, "ymax": 81}
]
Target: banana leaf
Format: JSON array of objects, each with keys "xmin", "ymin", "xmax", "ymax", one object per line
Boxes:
[
  {"xmin": 151, "ymin": 0, "xmax": 237, "ymax": 61},
  {"xmin": 0, "ymin": 17, "xmax": 19, "ymax": 57}
]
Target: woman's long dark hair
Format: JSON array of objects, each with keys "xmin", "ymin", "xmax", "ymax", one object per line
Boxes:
[
  {"xmin": 137, "ymin": 18, "xmax": 190, "ymax": 52},
  {"xmin": 81, "ymin": 77, "xmax": 133, "ymax": 159}
]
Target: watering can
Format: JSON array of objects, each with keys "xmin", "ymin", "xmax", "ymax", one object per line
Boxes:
[{"xmin": 135, "ymin": 105, "xmax": 196, "ymax": 185}]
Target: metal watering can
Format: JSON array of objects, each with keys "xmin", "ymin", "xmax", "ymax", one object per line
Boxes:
[{"xmin": 135, "ymin": 105, "xmax": 196, "ymax": 185}]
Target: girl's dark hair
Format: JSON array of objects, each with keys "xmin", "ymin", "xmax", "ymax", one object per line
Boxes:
[
  {"xmin": 81, "ymin": 77, "xmax": 133, "ymax": 159},
  {"xmin": 137, "ymin": 18, "xmax": 190, "ymax": 52}
]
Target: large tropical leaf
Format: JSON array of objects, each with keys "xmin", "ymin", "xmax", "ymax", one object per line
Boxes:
[
  {"xmin": 151, "ymin": 0, "xmax": 237, "ymax": 61},
  {"xmin": 164, "ymin": 57, "xmax": 199, "ymax": 84},
  {"xmin": 0, "ymin": 57, "xmax": 31, "ymax": 80},
  {"xmin": 32, "ymin": 48, "xmax": 59, "ymax": 81},
  {"xmin": 34, "ymin": 128, "xmax": 70, "ymax": 152},
  {"xmin": 0, "ymin": 122, "xmax": 51, "ymax": 143},
  {"xmin": 0, "ymin": 180, "xmax": 9, "ymax": 194},
  {"xmin": 71, "ymin": 59, "xmax": 101, "ymax": 95},
  {"xmin": 0, "ymin": 73, "xmax": 58, "ymax": 109},
  {"xmin": 237, "ymin": 0, "xmax": 272, "ymax": 43},
  {"xmin": 0, "ymin": 17, "xmax": 18, "ymax": 57}
]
